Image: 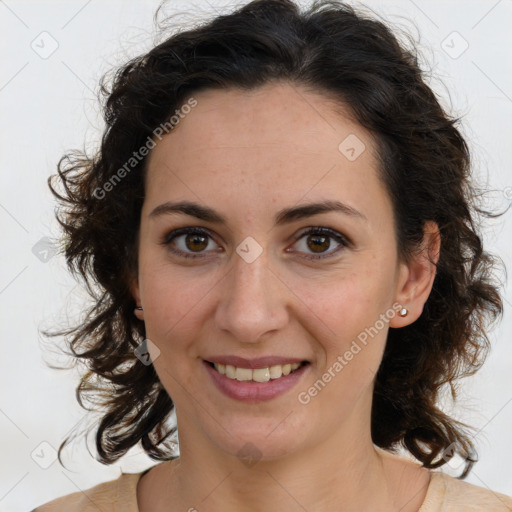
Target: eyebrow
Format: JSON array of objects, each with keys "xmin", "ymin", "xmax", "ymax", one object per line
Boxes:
[{"xmin": 149, "ymin": 199, "xmax": 367, "ymax": 225}]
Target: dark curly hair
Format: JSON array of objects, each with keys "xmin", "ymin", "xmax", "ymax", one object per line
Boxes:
[{"xmin": 46, "ymin": 0, "xmax": 503, "ymax": 478}]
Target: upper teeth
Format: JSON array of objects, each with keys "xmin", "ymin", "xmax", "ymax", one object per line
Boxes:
[{"xmin": 213, "ymin": 362, "xmax": 302, "ymax": 382}]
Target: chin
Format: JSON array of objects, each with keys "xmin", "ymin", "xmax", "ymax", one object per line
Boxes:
[
  {"xmin": 222, "ymin": 436, "xmax": 299, "ymax": 463},
  {"xmin": 205, "ymin": 415, "xmax": 309, "ymax": 463}
]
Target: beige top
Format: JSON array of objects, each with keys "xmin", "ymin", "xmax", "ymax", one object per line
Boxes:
[{"xmin": 33, "ymin": 467, "xmax": 512, "ymax": 511}]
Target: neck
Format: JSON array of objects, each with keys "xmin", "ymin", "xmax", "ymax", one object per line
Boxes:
[
  {"xmin": 155, "ymin": 404, "xmax": 413, "ymax": 512},
  {"xmin": 183, "ymin": 441, "xmax": 386, "ymax": 511}
]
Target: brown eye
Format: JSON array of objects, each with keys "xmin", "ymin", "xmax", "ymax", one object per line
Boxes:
[
  {"xmin": 185, "ymin": 233, "xmax": 209, "ymax": 252},
  {"xmin": 162, "ymin": 227, "xmax": 218, "ymax": 259},
  {"xmin": 292, "ymin": 227, "xmax": 349, "ymax": 260},
  {"xmin": 306, "ymin": 233, "xmax": 331, "ymax": 253},
  {"xmin": 162, "ymin": 226, "xmax": 349, "ymax": 261}
]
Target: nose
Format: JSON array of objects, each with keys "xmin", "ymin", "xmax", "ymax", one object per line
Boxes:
[{"xmin": 214, "ymin": 245, "xmax": 289, "ymax": 344}]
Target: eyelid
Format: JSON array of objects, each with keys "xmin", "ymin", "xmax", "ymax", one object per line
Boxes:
[
  {"xmin": 161, "ymin": 226, "xmax": 214, "ymax": 246},
  {"xmin": 160, "ymin": 227, "xmax": 218, "ymax": 259},
  {"xmin": 161, "ymin": 225, "xmax": 351, "ymax": 260},
  {"xmin": 287, "ymin": 226, "xmax": 351, "ymax": 259}
]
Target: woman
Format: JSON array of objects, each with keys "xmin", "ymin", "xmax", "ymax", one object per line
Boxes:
[{"xmin": 34, "ymin": 0, "xmax": 512, "ymax": 510}]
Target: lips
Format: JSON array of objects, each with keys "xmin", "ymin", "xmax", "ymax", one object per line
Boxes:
[{"xmin": 203, "ymin": 357, "xmax": 311, "ymax": 402}]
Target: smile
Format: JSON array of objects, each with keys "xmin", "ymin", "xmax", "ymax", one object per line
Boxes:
[
  {"xmin": 203, "ymin": 359, "xmax": 310, "ymax": 402},
  {"xmin": 210, "ymin": 362, "xmax": 305, "ymax": 382}
]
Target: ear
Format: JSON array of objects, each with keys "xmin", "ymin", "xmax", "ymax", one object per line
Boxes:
[
  {"xmin": 390, "ymin": 221, "xmax": 440, "ymax": 327},
  {"xmin": 130, "ymin": 277, "xmax": 144, "ymax": 321}
]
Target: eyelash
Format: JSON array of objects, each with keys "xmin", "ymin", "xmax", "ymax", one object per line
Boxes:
[{"xmin": 161, "ymin": 226, "xmax": 350, "ymax": 261}]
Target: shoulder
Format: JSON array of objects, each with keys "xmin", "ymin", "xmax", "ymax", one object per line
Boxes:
[
  {"xmin": 421, "ymin": 471, "xmax": 512, "ymax": 512},
  {"xmin": 32, "ymin": 471, "xmax": 144, "ymax": 512}
]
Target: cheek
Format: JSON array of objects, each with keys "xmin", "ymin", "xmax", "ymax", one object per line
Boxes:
[
  {"xmin": 297, "ymin": 266, "xmax": 395, "ymax": 376},
  {"xmin": 303, "ymin": 290, "xmax": 391, "ymax": 414},
  {"xmin": 137, "ymin": 254, "xmax": 198, "ymax": 336},
  {"xmin": 298, "ymin": 265, "xmax": 393, "ymax": 331},
  {"xmin": 138, "ymin": 267, "xmax": 209, "ymax": 395},
  {"xmin": 143, "ymin": 279, "xmax": 205, "ymax": 340}
]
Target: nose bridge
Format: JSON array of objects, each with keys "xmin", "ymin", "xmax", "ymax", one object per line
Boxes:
[{"xmin": 214, "ymin": 242, "xmax": 287, "ymax": 343}]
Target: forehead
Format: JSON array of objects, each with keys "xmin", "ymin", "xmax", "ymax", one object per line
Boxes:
[
  {"xmin": 161, "ymin": 82, "xmax": 366, "ymax": 154},
  {"xmin": 143, "ymin": 81, "xmax": 393, "ymax": 231}
]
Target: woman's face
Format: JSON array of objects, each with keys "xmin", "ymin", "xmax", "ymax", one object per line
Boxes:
[{"xmin": 133, "ymin": 81, "xmax": 413, "ymax": 461}]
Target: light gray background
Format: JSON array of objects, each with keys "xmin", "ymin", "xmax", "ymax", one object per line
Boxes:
[{"xmin": 1, "ymin": 1, "xmax": 511, "ymax": 510}]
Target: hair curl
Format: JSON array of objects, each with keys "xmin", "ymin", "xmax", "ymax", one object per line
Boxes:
[{"xmin": 46, "ymin": 0, "xmax": 503, "ymax": 478}]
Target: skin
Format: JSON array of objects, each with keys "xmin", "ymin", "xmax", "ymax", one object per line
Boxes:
[{"xmin": 130, "ymin": 81, "xmax": 440, "ymax": 512}]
